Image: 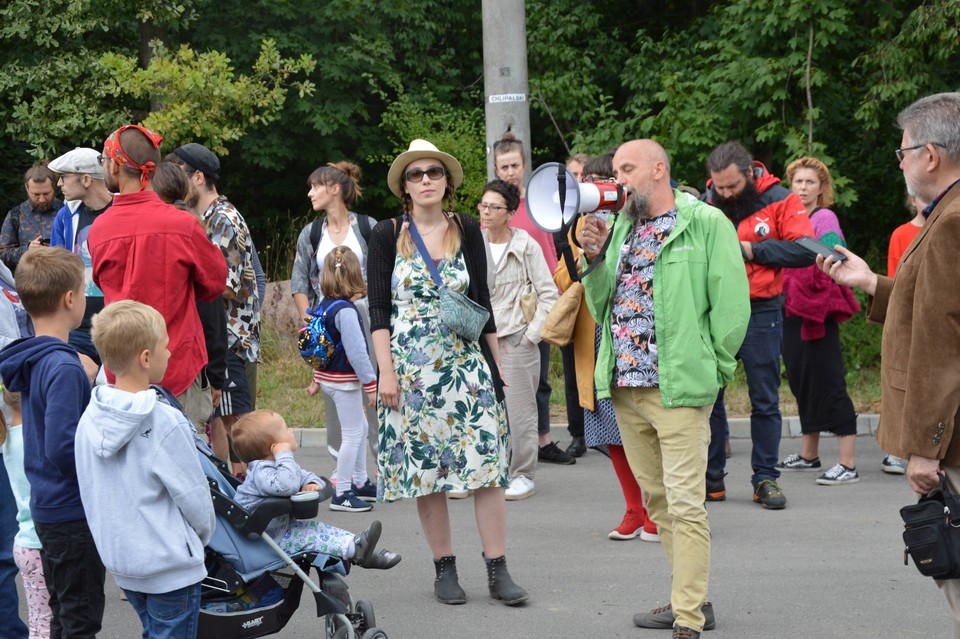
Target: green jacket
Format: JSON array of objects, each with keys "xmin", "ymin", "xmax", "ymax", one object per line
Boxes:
[{"xmin": 583, "ymin": 190, "xmax": 750, "ymax": 407}]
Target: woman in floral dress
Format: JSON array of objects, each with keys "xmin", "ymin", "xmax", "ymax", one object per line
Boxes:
[{"xmin": 366, "ymin": 139, "xmax": 528, "ymax": 606}]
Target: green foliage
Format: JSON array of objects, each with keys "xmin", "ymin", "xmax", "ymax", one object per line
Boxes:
[
  {"xmin": 100, "ymin": 40, "xmax": 315, "ymax": 155},
  {"xmin": 378, "ymin": 92, "xmax": 487, "ymax": 214}
]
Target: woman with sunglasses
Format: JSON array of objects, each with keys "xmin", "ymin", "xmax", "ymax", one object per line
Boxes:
[
  {"xmin": 366, "ymin": 140, "xmax": 528, "ymax": 606},
  {"xmin": 493, "ymin": 131, "xmax": 575, "ymax": 466},
  {"xmin": 479, "ymin": 179, "xmax": 558, "ymax": 501},
  {"xmin": 291, "ymin": 162, "xmax": 379, "ymax": 492}
]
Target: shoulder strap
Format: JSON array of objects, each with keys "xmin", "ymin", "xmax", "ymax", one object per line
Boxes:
[
  {"xmin": 406, "ymin": 216, "xmax": 445, "ymax": 289},
  {"xmin": 357, "ymin": 214, "xmax": 375, "ymax": 245},
  {"xmin": 309, "ymin": 219, "xmax": 324, "ymax": 254},
  {"xmin": 321, "ymin": 298, "xmax": 349, "ymax": 319}
]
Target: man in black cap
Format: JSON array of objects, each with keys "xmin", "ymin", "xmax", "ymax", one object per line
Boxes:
[{"xmin": 170, "ymin": 144, "xmax": 261, "ymax": 472}]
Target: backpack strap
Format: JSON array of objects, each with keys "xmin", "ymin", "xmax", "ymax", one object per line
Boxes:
[
  {"xmin": 309, "ymin": 219, "xmax": 324, "ymax": 256},
  {"xmin": 357, "ymin": 214, "xmax": 375, "ymax": 245}
]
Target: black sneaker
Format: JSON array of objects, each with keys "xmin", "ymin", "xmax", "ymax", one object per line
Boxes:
[
  {"xmin": 330, "ymin": 491, "xmax": 372, "ymax": 513},
  {"xmin": 705, "ymin": 476, "xmax": 726, "ymax": 502},
  {"xmin": 634, "ymin": 601, "xmax": 715, "ymax": 630},
  {"xmin": 353, "ymin": 520, "xmax": 401, "ymax": 570},
  {"xmin": 753, "ymin": 480, "xmax": 787, "ymax": 509},
  {"xmin": 776, "ymin": 453, "xmax": 821, "ymax": 471},
  {"xmin": 352, "ymin": 479, "xmax": 377, "ymax": 502},
  {"xmin": 538, "ymin": 442, "xmax": 576, "ymax": 465}
]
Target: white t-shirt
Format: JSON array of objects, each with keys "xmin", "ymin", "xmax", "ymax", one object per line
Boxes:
[
  {"xmin": 488, "ymin": 241, "xmax": 508, "ymax": 266},
  {"xmin": 316, "ymin": 225, "xmax": 366, "ymax": 282}
]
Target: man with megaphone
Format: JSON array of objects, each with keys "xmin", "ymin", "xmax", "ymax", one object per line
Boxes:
[{"xmin": 577, "ymin": 139, "xmax": 750, "ymax": 639}]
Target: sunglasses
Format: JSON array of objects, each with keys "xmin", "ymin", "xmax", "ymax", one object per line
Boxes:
[{"xmin": 404, "ymin": 166, "xmax": 446, "ymax": 183}]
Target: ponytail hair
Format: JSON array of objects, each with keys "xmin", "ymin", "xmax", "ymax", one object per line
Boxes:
[
  {"xmin": 320, "ymin": 246, "xmax": 367, "ymax": 300},
  {"xmin": 307, "ymin": 161, "xmax": 363, "ymax": 208}
]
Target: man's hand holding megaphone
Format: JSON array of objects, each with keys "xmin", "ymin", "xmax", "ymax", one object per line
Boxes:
[{"xmin": 578, "ymin": 215, "xmax": 610, "ymax": 263}]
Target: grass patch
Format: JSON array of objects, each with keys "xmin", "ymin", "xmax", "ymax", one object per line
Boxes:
[{"xmin": 258, "ymin": 319, "xmax": 882, "ymax": 428}]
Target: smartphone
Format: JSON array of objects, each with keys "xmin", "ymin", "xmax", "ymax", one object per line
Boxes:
[{"xmin": 796, "ymin": 236, "xmax": 847, "ymax": 262}]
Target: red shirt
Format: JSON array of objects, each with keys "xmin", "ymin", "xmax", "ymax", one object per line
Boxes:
[
  {"xmin": 88, "ymin": 191, "xmax": 227, "ymax": 395},
  {"xmin": 887, "ymin": 221, "xmax": 922, "ymax": 276}
]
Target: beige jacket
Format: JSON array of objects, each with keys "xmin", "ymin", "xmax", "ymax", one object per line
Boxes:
[{"xmin": 483, "ymin": 228, "xmax": 558, "ymax": 343}]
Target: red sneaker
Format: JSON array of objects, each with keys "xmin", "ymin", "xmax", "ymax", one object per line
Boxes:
[
  {"xmin": 640, "ymin": 518, "xmax": 660, "ymax": 543},
  {"xmin": 609, "ymin": 510, "xmax": 646, "ymax": 540}
]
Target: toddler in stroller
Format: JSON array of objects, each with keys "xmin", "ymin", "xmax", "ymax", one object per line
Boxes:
[{"xmin": 197, "ymin": 409, "xmax": 399, "ymax": 638}]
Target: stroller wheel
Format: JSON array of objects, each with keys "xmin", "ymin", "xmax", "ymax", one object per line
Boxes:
[
  {"xmin": 330, "ymin": 625, "xmax": 350, "ymax": 639},
  {"xmin": 355, "ymin": 599, "xmax": 376, "ymax": 633},
  {"xmin": 360, "ymin": 629, "xmax": 388, "ymax": 639}
]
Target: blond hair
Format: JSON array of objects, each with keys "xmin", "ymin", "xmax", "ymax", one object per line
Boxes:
[
  {"xmin": 786, "ymin": 156, "xmax": 835, "ymax": 208},
  {"xmin": 0, "ymin": 388, "xmax": 20, "ymax": 447},
  {"xmin": 320, "ymin": 246, "xmax": 367, "ymax": 299},
  {"xmin": 15, "ymin": 247, "xmax": 84, "ymax": 318},
  {"xmin": 232, "ymin": 410, "xmax": 284, "ymax": 461},
  {"xmin": 92, "ymin": 301, "xmax": 167, "ymax": 374}
]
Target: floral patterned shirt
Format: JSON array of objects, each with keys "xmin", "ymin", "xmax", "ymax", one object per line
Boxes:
[
  {"xmin": 611, "ymin": 208, "xmax": 677, "ymax": 388},
  {"xmin": 202, "ymin": 195, "xmax": 261, "ymax": 363}
]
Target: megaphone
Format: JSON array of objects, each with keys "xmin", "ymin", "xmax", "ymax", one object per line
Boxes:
[{"xmin": 525, "ymin": 162, "xmax": 625, "ymax": 233}]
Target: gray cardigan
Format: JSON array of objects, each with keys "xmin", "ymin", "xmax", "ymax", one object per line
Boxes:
[{"xmin": 290, "ymin": 214, "xmax": 376, "ymax": 309}]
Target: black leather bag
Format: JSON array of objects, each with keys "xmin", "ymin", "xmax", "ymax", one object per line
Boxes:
[{"xmin": 901, "ymin": 476, "xmax": 960, "ymax": 579}]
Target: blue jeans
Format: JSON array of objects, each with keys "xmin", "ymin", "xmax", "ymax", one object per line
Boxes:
[
  {"xmin": 0, "ymin": 456, "xmax": 29, "ymax": 639},
  {"xmin": 124, "ymin": 583, "xmax": 201, "ymax": 639},
  {"xmin": 707, "ymin": 309, "xmax": 783, "ymax": 486},
  {"xmin": 34, "ymin": 519, "xmax": 105, "ymax": 639}
]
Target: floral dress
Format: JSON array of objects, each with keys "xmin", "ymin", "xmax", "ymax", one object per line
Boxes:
[{"xmin": 377, "ymin": 249, "xmax": 509, "ymax": 501}]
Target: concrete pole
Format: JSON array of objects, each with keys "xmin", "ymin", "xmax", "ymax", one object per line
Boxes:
[{"xmin": 481, "ymin": 0, "xmax": 532, "ymax": 181}]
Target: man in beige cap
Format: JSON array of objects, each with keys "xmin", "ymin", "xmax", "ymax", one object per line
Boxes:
[{"xmin": 48, "ymin": 147, "xmax": 113, "ymax": 380}]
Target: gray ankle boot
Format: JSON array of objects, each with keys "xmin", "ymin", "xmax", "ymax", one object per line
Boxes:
[
  {"xmin": 484, "ymin": 554, "xmax": 528, "ymax": 605},
  {"xmin": 433, "ymin": 555, "xmax": 466, "ymax": 604}
]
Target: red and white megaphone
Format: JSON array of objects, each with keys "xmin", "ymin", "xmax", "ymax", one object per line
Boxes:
[{"xmin": 525, "ymin": 162, "xmax": 625, "ymax": 233}]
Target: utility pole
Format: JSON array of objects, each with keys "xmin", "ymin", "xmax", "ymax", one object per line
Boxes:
[{"xmin": 481, "ymin": 0, "xmax": 532, "ymax": 181}]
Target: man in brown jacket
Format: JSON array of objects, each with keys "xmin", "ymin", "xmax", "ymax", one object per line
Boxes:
[{"xmin": 820, "ymin": 92, "xmax": 960, "ymax": 635}]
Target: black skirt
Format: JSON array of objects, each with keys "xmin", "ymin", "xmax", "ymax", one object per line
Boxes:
[{"xmin": 782, "ymin": 316, "xmax": 858, "ymax": 436}]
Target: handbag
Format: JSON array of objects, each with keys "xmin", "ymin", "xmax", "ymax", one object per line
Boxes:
[
  {"xmin": 900, "ymin": 475, "xmax": 960, "ymax": 579},
  {"xmin": 407, "ymin": 215, "xmax": 490, "ymax": 342},
  {"xmin": 540, "ymin": 282, "xmax": 583, "ymax": 347}
]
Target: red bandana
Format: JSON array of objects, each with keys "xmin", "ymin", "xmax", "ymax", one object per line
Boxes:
[{"xmin": 103, "ymin": 124, "xmax": 163, "ymax": 191}]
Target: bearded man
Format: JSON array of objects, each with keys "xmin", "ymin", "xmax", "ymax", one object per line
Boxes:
[
  {"xmin": 1, "ymin": 164, "xmax": 62, "ymax": 273},
  {"xmin": 702, "ymin": 141, "xmax": 815, "ymax": 510},
  {"xmin": 579, "ymin": 139, "xmax": 749, "ymax": 638}
]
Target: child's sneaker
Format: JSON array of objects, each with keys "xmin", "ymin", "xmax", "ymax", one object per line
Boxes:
[
  {"xmin": 330, "ymin": 490, "xmax": 373, "ymax": 512},
  {"xmin": 353, "ymin": 520, "xmax": 401, "ymax": 570},
  {"xmin": 881, "ymin": 455, "xmax": 907, "ymax": 475},
  {"xmin": 816, "ymin": 463, "xmax": 860, "ymax": 486},
  {"xmin": 352, "ymin": 479, "xmax": 377, "ymax": 502},
  {"xmin": 776, "ymin": 453, "xmax": 821, "ymax": 471}
]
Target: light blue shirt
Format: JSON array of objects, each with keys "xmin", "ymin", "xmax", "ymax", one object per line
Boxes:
[{"xmin": 1, "ymin": 424, "xmax": 40, "ymax": 549}]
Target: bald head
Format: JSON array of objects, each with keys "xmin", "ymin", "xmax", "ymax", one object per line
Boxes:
[{"xmin": 612, "ymin": 139, "xmax": 675, "ymax": 219}]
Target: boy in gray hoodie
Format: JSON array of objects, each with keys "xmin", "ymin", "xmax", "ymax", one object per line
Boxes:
[{"xmin": 75, "ymin": 300, "xmax": 215, "ymax": 637}]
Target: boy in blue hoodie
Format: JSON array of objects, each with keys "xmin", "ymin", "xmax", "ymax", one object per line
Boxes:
[
  {"xmin": 75, "ymin": 300, "xmax": 216, "ymax": 637},
  {"xmin": 0, "ymin": 246, "xmax": 103, "ymax": 638}
]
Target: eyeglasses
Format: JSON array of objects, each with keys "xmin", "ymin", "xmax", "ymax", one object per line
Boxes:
[
  {"xmin": 477, "ymin": 202, "xmax": 508, "ymax": 214},
  {"xmin": 896, "ymin": 142, "xmax": 946, "ymax": 162},
  {"xmin": 96, "ymin": 154, "xmax": 104, "ymax": 166},
  {"xmin": 404, "ymin": 166, "xmax": 446, "ymax": 183}
]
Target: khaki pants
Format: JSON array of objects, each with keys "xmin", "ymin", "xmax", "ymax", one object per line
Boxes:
[
  {"xmin": 176, "ymin": 372, "xmax": 213, "ymax": 434},
  {"xmin": 500, "ymin": 333, "xmax": 541, "ymax": 481},
  {"xmin": 937, "ymin": 465, "xmax": 960, "ymax": 639},
  {"xmin": 612, "ymin": 387, "xmax": 711, "ymax": 632}
]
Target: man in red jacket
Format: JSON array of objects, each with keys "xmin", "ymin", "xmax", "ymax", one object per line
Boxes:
[
  {"xmin": 87, "ymin": 125, "xmax": 226, "ymax": 428},
  {"xmin": 702, "ymin": 141, "xmax": 815, "ymax": 510}
]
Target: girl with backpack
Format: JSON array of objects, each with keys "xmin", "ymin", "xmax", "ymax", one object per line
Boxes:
[{"xmin": 307, "ymin": 246, "xmax": 379, "ymax": 512}]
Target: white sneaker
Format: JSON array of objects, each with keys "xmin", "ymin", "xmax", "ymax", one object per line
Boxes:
[
  {"xmin": 816, "ymin": 463, "xmax": 860, "ymax": 486},
  {"xmin": 639, "ymin": 530, "xmax": 661, "ymax": 543},
  {"xmin": 447, "ymin": 488, "xmax": 470, "ymax": 499},
  {"xmin": 881, "ymin": 455, "xmax": 907, "ymax": 475},
  {"xmin": 504, "ymin": 476, "xmax": 535, "ymax": 501}
]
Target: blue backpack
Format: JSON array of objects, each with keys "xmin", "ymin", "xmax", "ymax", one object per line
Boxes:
[{"xmin": 298, "ymin": 300, "xmax": 347, "ymax": 371}]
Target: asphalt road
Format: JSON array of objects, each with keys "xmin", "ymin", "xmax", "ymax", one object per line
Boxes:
[{"xmin": 20, "ymin": 429, "xmax": 949, "ymax": 638}]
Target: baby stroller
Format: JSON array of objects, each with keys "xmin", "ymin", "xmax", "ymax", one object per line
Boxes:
[{"xmin": 194, "ymin": 434, "xmax": 387, "ymax": 639}]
